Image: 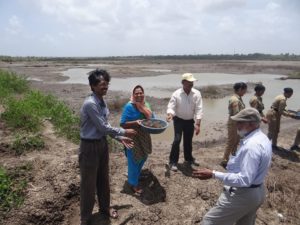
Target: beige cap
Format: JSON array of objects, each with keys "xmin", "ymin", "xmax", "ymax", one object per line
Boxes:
[
  {"xmin": 231, "ymin": 108, "xmax": 261, "ymax": 122},
  {"xmin": 182, "ymin": 73, "xmax": 197, "ymax": 82}
]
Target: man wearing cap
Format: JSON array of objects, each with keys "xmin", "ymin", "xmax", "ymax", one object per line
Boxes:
[
  {"xmin": 166, "ymin": 73, "xmax": 203, "ymax": 171},
  {"xmin": 193, "ymin": 108, "xmax": 272, "ymax": 225},
  {"xmin": 266, "ymin": 87, "xmax": 294, "ymax": 148}
]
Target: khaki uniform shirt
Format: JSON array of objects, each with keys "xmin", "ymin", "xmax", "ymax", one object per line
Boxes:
[
  {"xmin": 228, "ymin": 94, "xmax": 245, "ymax": 116},
  {"xmin": 250, "ymin": 95, "xmax": 265, "ymax": 116},
  {"xmin": 271, "ymin": 94, "xmax": 290, "ymax": 116}
]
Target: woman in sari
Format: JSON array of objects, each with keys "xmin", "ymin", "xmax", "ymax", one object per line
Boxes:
[{"xmin": 120, "ymin": 85, "xmax": 153, "ymax": 194}]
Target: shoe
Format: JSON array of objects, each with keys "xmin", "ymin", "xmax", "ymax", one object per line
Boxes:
[
  {"xmin": 220, "ymin": 160, "xmax": 227, "ymax": 169},
  {"xmin": 185, "ymin": 160, "xmax": 199, "ymax": 167},
  {"xmin": 101, "ymin": 207, "xmax": 119, "ymax": 219},
  {"xmin": 290, "ymin": 145, "xmax": 300, "ymax": 151},
  {"xmin": 169, "ymin": 163, "xmax": 178, "ymax": 172}
]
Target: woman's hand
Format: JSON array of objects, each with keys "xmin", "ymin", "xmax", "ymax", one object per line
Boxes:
[
  {"xmin": 135, "ymin": 102, "xmax": 152, "ymax": 119},
  {"xmin": 135, "ymin": 102, "xmax": 144, "ymax": 111}
]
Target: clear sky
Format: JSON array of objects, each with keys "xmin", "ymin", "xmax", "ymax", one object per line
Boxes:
[{"xmin": 0, "ymin": 0, "xmax": 299, "ymax": 57}]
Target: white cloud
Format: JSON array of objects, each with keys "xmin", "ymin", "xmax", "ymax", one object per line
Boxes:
[
  {"xmin": 41, "ymin": 34, "xmax": 58, "ymax": 45},
  {"xmin": 201, "ymin": 0, "xmax": 246, "ymax": 12},
  {"xmin": 30, "ymin": 0, "xmax": 248, "ymax": 37},
  {"xmin": 5, "ymin": 15, "xmax": 23, "ymax": 35},
  {"xmin": 218, "ymin": 16, "xmax": 235, "ymax": 33},
  {"xmin": 266, "ymin": 2, "xmax": 280, "ymax": 11},
  {"xmin": 59, "ymin": 32, "xmax": 75, "ymax": 40},
  {"xmin": 1, "ymin": 0, "xmax": 299, "ymax": 56}
]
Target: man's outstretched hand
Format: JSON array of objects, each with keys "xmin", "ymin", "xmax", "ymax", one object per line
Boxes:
[
  {"xmin": 192, "ymin": 168, "xmax": 213, "ymax": 180},
  {"xmin": 120, "ymin": 137, "xmax": 134, "ymax": 149}
]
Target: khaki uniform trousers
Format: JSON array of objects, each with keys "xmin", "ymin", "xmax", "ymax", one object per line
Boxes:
[
  {"xmin": 223, "ymin": 118, "xmax": 240, "ymax": 161},
  {"xmin": 266, "ymin": 109, "xmax": 281, "ymax": 146}
]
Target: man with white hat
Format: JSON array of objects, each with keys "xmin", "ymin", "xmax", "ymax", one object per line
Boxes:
[
  {"xmin": 193, "ymin": 108, "xmax": 272, "ymax": 225},
  {"xmin": 166, "ymin": 73, "xmax": 203, "ymax": 171}
]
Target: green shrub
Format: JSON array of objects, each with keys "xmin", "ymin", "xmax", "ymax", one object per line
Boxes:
[
  {"xmin": 46, "ymin": 100, "xmax": 80, "ymax": 143},
  {"xmin": 12, "ymin": 133, "xmax": 45, "ymax": 155},
  {"xmin": 0, "ymin": 69, "xmax": 28, "ymax": 100},
  {"xmin": 0, "ymin": 70, "xmax": 80, "ymax": 143},
  {"xmin": 1, "ymin": 95, "xmax": 42, "ymax": 132},
  {"xmin": 1, "ymin": 90, "xmax": 80, "ymax": 142},
  {"xmin": 288, "ymin": 71, "xmax": 300, "ymax": 79},
  {"xmin": 0, "ymin": 164, "xmax": 30, "ymax": 215}
]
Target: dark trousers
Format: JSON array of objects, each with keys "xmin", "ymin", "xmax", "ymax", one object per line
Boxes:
[
  {"xmin": 79, "ymin": 138, "xmax": 109, "ymax": 224},
  {"xmin": 169, "ymin": 116, "xmax": 194, "ymax": 164}
]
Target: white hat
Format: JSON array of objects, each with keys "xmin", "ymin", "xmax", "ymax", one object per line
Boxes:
[{"xmin": 182, "ymin": 73, "xmax": 197, "ymax": 82}]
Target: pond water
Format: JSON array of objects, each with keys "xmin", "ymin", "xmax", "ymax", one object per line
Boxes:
[{"xmin": 61, "ymin": 68, "xmax": 300, "ymax": 142}]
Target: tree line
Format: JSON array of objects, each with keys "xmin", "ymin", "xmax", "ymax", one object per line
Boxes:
[{"xmin": 0, "ymin": 53, "xmax": 300, "ymax": 62}]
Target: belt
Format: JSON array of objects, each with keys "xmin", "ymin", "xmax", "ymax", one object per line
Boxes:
[
  {"xmin": 174, "ymin": 116, "xmax": 194, "ymax": 122},
  {"xmin": 271, "ymin": 107, "xmax": 278, "ymax": 112},
  {"xmin": 223, "ymin": 184, "xmax": 262, "ymax": 194},
  {"xmin": 81, "ymin": 138, "xmax": 103, "ymax": 142},
  {"xmin": 249, "ymin": 184, "xmax": 262, "ymax": 188}
]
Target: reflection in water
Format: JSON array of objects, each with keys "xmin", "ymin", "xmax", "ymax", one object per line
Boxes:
[{"xmin": 61, "ymin": 68, "xmax": 300, "ymax": 142}]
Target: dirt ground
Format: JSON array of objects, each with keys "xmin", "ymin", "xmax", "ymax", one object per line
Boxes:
[{"xmin": 0, "ymin": 59, "xmax": 300, "ymax": 225}]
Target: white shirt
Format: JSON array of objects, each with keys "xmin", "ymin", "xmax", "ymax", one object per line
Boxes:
[
  {"xmin": 167, "ymin": 88, "xmax": 203, "ymax": 120},
  {"xmin": 215, "ymin": 128, "xmax": 272, "ymax": 187}
]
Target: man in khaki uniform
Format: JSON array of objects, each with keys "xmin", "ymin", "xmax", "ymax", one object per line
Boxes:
[
  {"xmin": 266, "ymin": 88, "xmax": 294, "ymax": 148},
  {"xmin": 291, "ymin": 128, "xmax": 300, "ymax": 151},
  {"xmin": 221, "ymin": 82, "xmax": 247, "ymax": 168},
  {"xmin": 249, "ymin": 84, "xmax": 268, "ymax": 123}
]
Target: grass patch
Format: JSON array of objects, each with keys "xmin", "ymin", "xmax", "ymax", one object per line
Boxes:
[
  {"xmin": 288, "ymin": 71, "xmax": 300, "ymax": 79},
  {"xmin": 2, "ymin": 95, "xmax": 42, "ymax": 132},
  {"xmin": 0, "ymin": 69, "xmax": 28, "ymax": 101},
  {"xmin": 0, "ymin": 69, "xmax": 120, "ymax": 149},
  {"xmin": 12, "ymin": 133, "xmax": 45, "ymax": 156},
  {"xmin": 0, "ymin": 164, "xmax": 32, "ymax": 220},
  {"xmin": 1, "ymin": 90, "xmax": 80, "ymax": 143},
  {"xmin": 46, "ymin": 97, "xmax": 80, "ymax": 143}
]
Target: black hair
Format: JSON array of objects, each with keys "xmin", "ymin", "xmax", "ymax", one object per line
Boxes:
[
  {"xmin": 284, "ymin": 87, "xmax": 293, "ymax": 94},
  {"xmin": 88, "ymin": 69, "xmax": 111, "ymax": 87},
  {"xmin": 233, "ymin": 82, "xmax": 247, "ymax": 92},
  {"xmin": 254, "ymin": 84, "xmax": 265, "ymax": 92}
]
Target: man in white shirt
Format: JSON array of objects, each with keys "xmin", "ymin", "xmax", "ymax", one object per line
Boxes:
[
  {"xmin": 166, "ymin": 73, "xmax": 203, "ymax": 171},
  {"xmin": 193, "ymin": 108, "xmax": 272, "ymax": 225}
]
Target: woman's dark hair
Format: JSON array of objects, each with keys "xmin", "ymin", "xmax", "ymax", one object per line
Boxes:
[
  {"xmin": 254, "ymin": 84, "xmax": 265, "ymax": 92},
  {"xmin": 133, "ymin": 85, "xmax": 144, "ymax": 94},
  {"xmin": 88, "ymin": 69, "xmax": 111, "ymax": 87},
  {"xmin": 233, "ymin": 82, "xmax": 247, "ymax": 92},
  {"xmin": 283, "ymin": 87, "xmax": 293, "ymax": 94}
]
